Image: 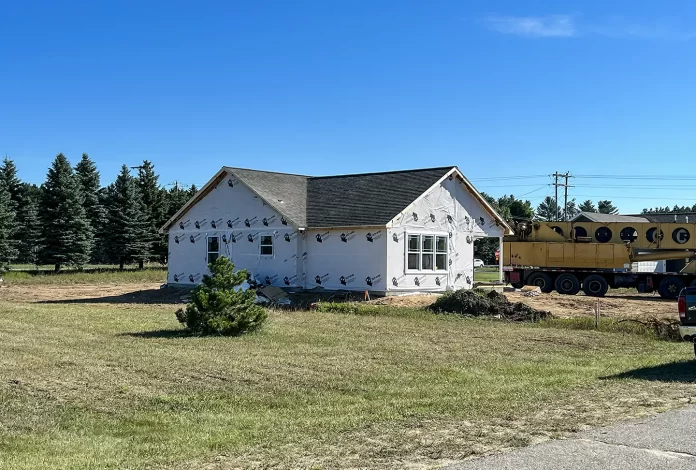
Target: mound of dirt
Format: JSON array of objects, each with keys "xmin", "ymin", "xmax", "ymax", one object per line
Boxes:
[{"xmin": 430, "ymin": 289, "xmax": 552, "ymax": 322}]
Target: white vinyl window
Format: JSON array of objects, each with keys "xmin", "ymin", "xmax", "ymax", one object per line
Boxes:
[
  {"xmin": 260, "ymin": 235, "xmax": 274, "ymax": 256},
  {"xmin": 406, "ymin": 234, "xmax": 448, "ymax": 271},
  {"xmin": 207, "ymin": 236, "xmax": 219, "ymax": 264}
]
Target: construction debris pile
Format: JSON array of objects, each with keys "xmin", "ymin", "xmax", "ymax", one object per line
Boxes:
[{"xmin": 430, "ymin": 289, "xmax": 552, "ymax": 322}]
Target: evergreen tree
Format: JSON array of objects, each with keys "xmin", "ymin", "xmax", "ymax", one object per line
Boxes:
[
  {"xmin": 579, "ymin": 199, "xmax": 597, "ymax": 213},
  {"xmin": 136, "ymin": 161, "xmax": 167, "ymax": 262},
  {"xmin": 74, "ymin": 153, "xmax": 105, "ymax": 261},
  {"xmin": 535, "ymin": 196, "xmax": 561, "ymax": 221},
  {"xmin": 0, "ymin": 157, "xmax": 22, "ymax": 210},
  {"xmin": 165, "ymin": 183, "xmax": 192, "ymax": 220},
  {"xmin": 597, "ymin": 200, "xmax": 618, "ymax": 215},
  {"xmin": 17, "ymin": 193, "xmax": 42, "ymax": 267},
  {"xmin": 106, "ymin": 165, "xmax": 152, "ymax": 269},
  {"xmin": 40, "ymin": 154, "xmax": 92, "ymax": 271},
  {"xmin": 0, "ymin": 180, "xmax": 18, "ymax": 270}
]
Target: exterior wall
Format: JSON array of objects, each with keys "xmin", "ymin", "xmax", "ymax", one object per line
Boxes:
[
  {"xmin": 386, "ymin": 176, "xmax": 505, "ymax": 292},
  {"xmin": 166, "ymin": 176, "xmax": 301, "ymax": 287},
  {"xmin": 303, "ymin": 228, "xmax": 388, "ymax": 292}
]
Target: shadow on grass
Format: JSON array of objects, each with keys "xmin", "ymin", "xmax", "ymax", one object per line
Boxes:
[
  {"xmin": 121, "ymin": 329, "xmax": 193, "ymax": 339},
  {"xmin": 37, "ymin": 288, "xmax": 190, "ymax": 305},
  {"xmin": 603, "ymin": 360, "xmax": 696, "ymax": 383}
]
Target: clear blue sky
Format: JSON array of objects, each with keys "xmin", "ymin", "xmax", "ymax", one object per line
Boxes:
[{"xmin": 3, "ymin": 1, "xmax": 696, "ymax": 214}]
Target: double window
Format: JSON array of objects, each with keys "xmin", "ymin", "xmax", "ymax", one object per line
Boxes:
[
  {"xmin": 407, "ymin": 234, "xmax": 447, "ymax": 271},
  {"xmin": 207, "ymin": 236, "xmax": 219, "ymax": 264}
]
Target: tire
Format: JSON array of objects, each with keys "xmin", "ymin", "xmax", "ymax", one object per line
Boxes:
[
  {"xmin": 527, "ymin": 272, "xmax": 553, "ymax": 293},
  {"xmin": 583, "ymin": 274, "xmax": 609, "ymax": 297},
  {"xmin": 658, "ymin": 276, "xmax": 685, "ymax": 299},
  {"xmin": 511, "ymin": 280, "xmax": 524, "ymax": 289},
  {"xmin": 555, "ymin": 273, "xmax": 580, "ymax": 295}
]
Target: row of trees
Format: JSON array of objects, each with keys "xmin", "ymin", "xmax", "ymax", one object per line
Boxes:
[
  {"xmin": 642, "ymin": 205, "xmax": 696, "ymax": 214},
  {"xmin": 534, "ymin": 197, "xmax": 619, "ymax": 221},
  {"xmin": 0, "ymin": 154, "xmax": 196, "ymax": 271}
]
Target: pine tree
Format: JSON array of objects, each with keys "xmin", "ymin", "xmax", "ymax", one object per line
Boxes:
[
  {"xmin": 136, "ymin": 161, "xmax": 167, "ymax": 262},
  {"xmin": 535, "ymin": 196, "xmax": 561, "ymax": 221},
  {"xmin": 579, "ymin": 200, "xmax": 597, "ymax": 213},
  {"xmin": 106, "ymin": 165, "xmax": 152, "ymax": 269},
  {"xmin": 0, "ymin": 180, "xmax": 18, "ymax": 270},
  {"xmin": 597, "ymin": 200, "xmax": 618, "ymax": 215},
  {"xmin": 17, "ymin": 193, "xmax": 42, "ymax": 267},
  {"xmin": 74, "ymin": 153, "xmax": 105, "ymax": 261},
  {"xmin": 0, "ymin": 157, "xmax": 22, "ymax": 210},
  {"xmin": 40, "ymin": 154, "xmax": 92, "ymax": 271}
]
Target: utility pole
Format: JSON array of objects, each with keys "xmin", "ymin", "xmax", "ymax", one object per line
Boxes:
[
  {"xmin": 553, "ymin": 172, "xmax": 559, "ymax": 221},
  {"xmin": 552, "ymin": 172, "xmax": 574, "ymax": 221}
]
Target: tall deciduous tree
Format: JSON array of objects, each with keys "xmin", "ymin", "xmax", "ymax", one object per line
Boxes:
[
  {"xmin": 136, "ymin": 160, "xmax": 167, "ymax": 262},
  {"xmin": 598, "ymin": 200, "xmax": 618, "ymax": 215},
  {"xmin": 106, "ymin": 165, "xmax": 152, "ymax": 269},
  {"xmin": 0, "ymin": 180, "xmax": 18, "ymax": 270},
  {"xmin": 74, "ymin": 153, "xmax": 106, "ymax": 261},
  {"xmin": 40, "ymin": 154, "xmax": 92, "ymax": 271}
]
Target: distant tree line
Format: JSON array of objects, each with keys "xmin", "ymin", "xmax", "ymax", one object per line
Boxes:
[
  {"xmin": 0, "ymin": 154, "xmax": 197, "ymax": 271},
  {"xmin": 642, "ymin": 205, "xmax": 696, "ymax": 214}
]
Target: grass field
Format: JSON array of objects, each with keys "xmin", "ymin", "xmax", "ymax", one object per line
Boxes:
[
  {"xmin": 474, "ymin": 266, "xmax": 500, "ymax": 283},
  {"xmin": 1, "ymin": 295, "xmax": 695, "ymax": 469},
  {"xmin": 2, "ymin": 269, "xmax": 167, "ymax": 285}
]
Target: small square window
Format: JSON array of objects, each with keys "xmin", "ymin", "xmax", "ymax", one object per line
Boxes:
[
  {"xmin": 436, "ymin": 236, "xmax": 447, "ymax": 253},
  {"xmin": 408, "ymin": 253, "xmax": 420, "ymax": 270},
  {"xmin": 208, "ymin": 253, "xmax": 219, "ymax": 264},
  {"xmin": 408, "ymin": 235, "xmax": 420, "ymax": 251},
  {"xmin": 436, "ymin": 254, "xmax": 447, "ymax": 270},
  {"xmin": 422, "ymin": 253, "xmax": 434, "ymax": 270},
  {"xmin": 260, "ymin": 234, "xmax": 273, "ymax": 256},
  {"xmin": 208, "ymin": 237, "xmax": 219, "ymax": 252},
  {"xmin": 422, "ymin": 236, "xmax": 434, "ymax": 252}
]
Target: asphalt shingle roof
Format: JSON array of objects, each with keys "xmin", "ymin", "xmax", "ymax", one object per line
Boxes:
[
  {"xmin": 225, "ymin": 166, "xmax": 454, "ymax": 228},
  {"xmin": 571, "ymin": 212, "xmax": 649, "ymax": 223},
  {"xmin": 639, "ymin": 212, "xmax": 696, "ymax": 224}
]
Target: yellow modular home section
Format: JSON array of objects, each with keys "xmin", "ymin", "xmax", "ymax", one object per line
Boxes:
[
  {"xmin": 521, "ymin": 222, "xmax": 696, "ymax": 250},
  {"xmin": 504, "ymin": 241, "xmax": 629, "ymax": 269}
]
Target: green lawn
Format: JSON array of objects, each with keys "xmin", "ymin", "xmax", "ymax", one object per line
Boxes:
[
  {"xmin": 0, "ymin": 298, "xmax": 695, "ymax": 469},
  {"xmin": 474, "ymin": 267, "xmax": 500, "ymax": 283},
  {"xmin": 2, "ymin": 269, "xmax": 167, "ymax": 285}
]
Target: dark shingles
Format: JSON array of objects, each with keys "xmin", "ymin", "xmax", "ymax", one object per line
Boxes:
[
  {"xmin": 226, "ymin": 166, "xmax": 454, "ymax": 228},
  {"xmin": 306, "ymin": 167, "xmax": 453, "ymax": 227},
  {"xmin": 225, "ymin": 168, "xmax": 308, "ymax": 227}
]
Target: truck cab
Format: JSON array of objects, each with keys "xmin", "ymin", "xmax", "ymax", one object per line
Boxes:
[{"xmin": 678, "ymin": 287, "xmax": 696, "ymax": 356}]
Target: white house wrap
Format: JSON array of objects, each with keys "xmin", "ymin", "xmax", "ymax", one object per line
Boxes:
[{"xmin": 161, "ymin": 166, "xmax": 512, "ymax": 294}]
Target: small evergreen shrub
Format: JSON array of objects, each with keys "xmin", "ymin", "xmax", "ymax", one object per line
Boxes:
[{"xmin": 175, "ymin": 257, "xmax": 267, "ymax": 335}]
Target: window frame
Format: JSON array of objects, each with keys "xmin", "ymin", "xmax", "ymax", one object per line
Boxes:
[
  {"xmin": 259, "ymin": 233, "xmax": 274, "ymax": 257},
  {"xmin": 405, "ymin": 232, "xmax": 449, "ymax": 273},
  {"xmin": 207, "ymin": 235, "xmax": 220, "ymax": 265}
]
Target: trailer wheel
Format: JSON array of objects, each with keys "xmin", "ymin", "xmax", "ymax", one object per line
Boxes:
[
  {"xmin": 527, "ymin": 272, "xmax": 553, "ymax": 293},
  {"xmin": 583, "ymin": 274, "xmax": 608, "ymax": 297},
  {"xmin": 555, "ymin": 273, "xmax": 580, "ymax": 295},
  {"xmin": 658, "ymin": 276, "xmax": 685, "ymax": 299}
]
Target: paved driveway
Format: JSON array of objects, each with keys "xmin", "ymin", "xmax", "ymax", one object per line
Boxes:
[{"xmin": 447, "ymin": 406, "xmax": 696, "ymax": 470}]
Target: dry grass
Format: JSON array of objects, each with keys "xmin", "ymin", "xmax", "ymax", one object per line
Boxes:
[{"xmin": 0, "ymin": 301, "xmax": 694, "ymax": 469}]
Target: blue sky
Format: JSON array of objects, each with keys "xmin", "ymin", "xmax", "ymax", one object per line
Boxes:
[{"xmin": 2, "ymin": 1, "xmax": 696, "ymax": 214}]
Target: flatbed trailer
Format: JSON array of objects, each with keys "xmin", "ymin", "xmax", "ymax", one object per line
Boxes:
[
  {"xmin": 503, "ymin": 219, "xmax": 696, "ymax": 299},
  {"xmin": 504, "ymin": 266, "xmax": 696, "ymax": 298}
]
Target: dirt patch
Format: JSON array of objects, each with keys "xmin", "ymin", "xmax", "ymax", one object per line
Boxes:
[
  {"xmin": 370, "ymin": 290, "xmax": 679, "ymax": 322},
  {"xmin": 0, "ymin": 283, "xmax": 188, "ymax": 304},
  {"xmin": 507, "ymin": 291, "xmax": 679, "ymax": 322}
]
